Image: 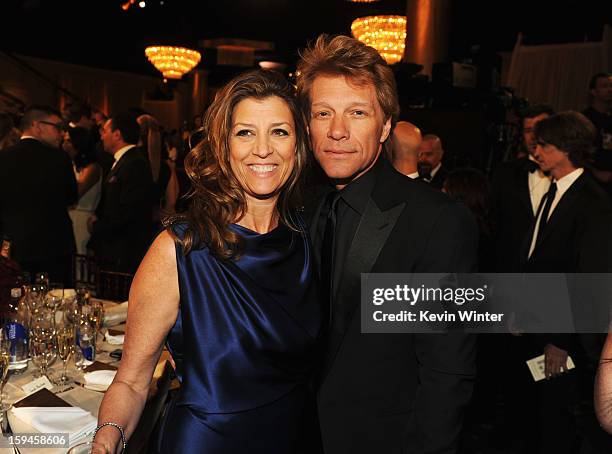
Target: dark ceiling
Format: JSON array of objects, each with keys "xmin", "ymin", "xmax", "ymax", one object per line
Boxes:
[{"xmin": 2, "ymin": 0, "xmax": 611, "ymax": 77}]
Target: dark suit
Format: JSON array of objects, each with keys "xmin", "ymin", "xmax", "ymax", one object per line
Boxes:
[
  {"xmin": 89, "ymin": 146, "xmax": 154, "ymax": 274},
  {"xmin": 312, "ymin": 158, "xmax": 478, "ymax": 454},
  {"xmin": 0, "ymin": 138, "xmax": 77, "ymax": 284},
  {"xmin": 490, "ymin": 158, "xmax": 535, "ymax": 272},
  {"xmin": 521, "ymin": 171, "xmax": 612, "ymax": 453},
  {"xmin": 429, "ymin": 164, "xmax": 448, "ymax": 190}
]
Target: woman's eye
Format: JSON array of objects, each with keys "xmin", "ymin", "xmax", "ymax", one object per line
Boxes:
[
  {"xmin": 272, "ymin": 128, "xmax": 289, "ymax": 136},
  {"xmin": 236, "ymin": 129, "xmax": 253, "ymax": 137}
]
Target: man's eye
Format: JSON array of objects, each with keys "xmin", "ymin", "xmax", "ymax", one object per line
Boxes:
[
  {"xmin": 352, "ymin": 110, "xmax": 366, "ymax": 116},
  {"xmin": 236, "ymin": 129, "xmax": 253, "ymax": 137},
  {"xmin": 314, "ymin": 111, "xmax": 330, "ymax": 118},
  {"xmin": 272, "ymin": 128, "xmax": 289, "ymax": 136}
]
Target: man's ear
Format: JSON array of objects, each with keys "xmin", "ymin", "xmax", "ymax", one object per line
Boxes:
[{"xmin": 380, "ymin": 118, "xmax": 392, "ymax": 143}]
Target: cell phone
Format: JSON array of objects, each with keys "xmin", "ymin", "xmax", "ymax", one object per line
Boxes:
[{"xmin": 110, "ymin": 349, "xmax": 123, "ymax": 360}]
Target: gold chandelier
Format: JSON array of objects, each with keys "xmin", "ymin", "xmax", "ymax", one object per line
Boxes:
[
  {"xmin": 144, "ymin": 46, "xmax": 202, "ymax": 79},
  {"xmin": 351, "ymin": 15, "xmax": 407, "ymax": 65}
]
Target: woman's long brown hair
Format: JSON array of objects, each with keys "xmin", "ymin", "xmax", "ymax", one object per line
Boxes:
[{"xmin": 167, "ymin": 69, "xmax": 309, "ymax": 259}]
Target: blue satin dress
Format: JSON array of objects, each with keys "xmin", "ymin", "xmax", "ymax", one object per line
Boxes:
[{"xmin": 156, "ymin": 221, "xmax": 322, "ymax": 453}]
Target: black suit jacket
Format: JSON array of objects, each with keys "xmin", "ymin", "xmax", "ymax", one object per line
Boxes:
[
  {"xmin": 311, "ymin": 159, "xmax": 478, "ymax": 454},
  {"xmin": 429, "ymin": 164, "xmax": 448, "ymax": 190},
  {"xmin": 490, "ymin": 158, "xmax": 535, "ymax": 272},
  {"xmin": 522, "ymin": 171, "xmax": 612, "ymax": 354},
  {"xmin": 0, "ymin": 138, "xmax": 77, "ymax": 262},
  {"xmin": 89, "ymin": 146, "xmax": 154, "ymax": 273}
]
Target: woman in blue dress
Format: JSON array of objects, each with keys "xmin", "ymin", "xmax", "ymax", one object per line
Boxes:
[{"xmin": 94, "ymin": 70, "xmax": 322, "ymax": 453}]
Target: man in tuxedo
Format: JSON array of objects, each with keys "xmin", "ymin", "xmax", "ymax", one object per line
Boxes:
[
  {"xmin": 417, "ymin": 134, "xmax": 447, "ymax": 188},
  {"xmin": 388, "ymin": 121, "xmax": 422, "ymax": 179},
  {"xmin": 297, "ymin": 34, "xmax": 478, "ymax": 454},
  {"xmin": 88, "ymin": 113, "xmax": 153, "ymax": 274},
  {"xmin": 490, "ymin": 104, "xmax": 554, "ymax": 272},
  {"xmin": 522, "ymin": 111, "xmax": 612, "ymax": 453},
  {"xmin": 0, "ymin": 105, "xmax": 77, "ymax": 285}
]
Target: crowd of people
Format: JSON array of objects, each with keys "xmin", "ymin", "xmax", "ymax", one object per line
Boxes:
[{"xmin": 0, "ymin": 33, "xmax": 611, "ymax": 454}]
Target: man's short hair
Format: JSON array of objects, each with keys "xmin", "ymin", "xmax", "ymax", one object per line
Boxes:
[
  {"xmin": 67, "ymin": 102, "xmax": 92, "ymax": 123},
  {"xmin": 109, "ymin": 113, "xmax": 140, "ymax": 145},
  {"xmin": 296, "ymin": 34, "xmax": 400, "ymax": 129},
  {"xmin": 533, "ymin": 111, "xmax": 596, "ymax": 167},
  {"xmin": 20, "ymin": 105, "xmax": 62, "ymax": 130},
  {"xmin": 588, "ymin": 72, "xmax": 611, "ymax": 90},
  {"xmin": 520, "ymin": 104, "xmax": 555, "ymax": 121}
]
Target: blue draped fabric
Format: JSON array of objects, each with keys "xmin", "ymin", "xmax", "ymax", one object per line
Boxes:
[{"xmin": 156, "ymin": 220, "xmax": 322, "ymax": 453}]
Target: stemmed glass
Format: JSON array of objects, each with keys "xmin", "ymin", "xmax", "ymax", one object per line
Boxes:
[
  {"xmin": 0, "ymin": 337, "xmax": 12, "ymax": 412},
  {"xmin": 54, "ymin": 327, "xmax": 75, "ymax": 386},
  {"xmin": 88, "ymin": 302, "xmax": 104, "ymax": 343},
  {"xmin": 30, "ymin": 334, "xmax": 56, "ymax": 379}
]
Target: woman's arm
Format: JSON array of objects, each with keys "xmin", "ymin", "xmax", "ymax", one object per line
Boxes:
[
  {"xmin": 77, "ymin": 163, "xmax": 102, "ymax": 198},
  {"xmin": 595, "ymin": 332, "xmax": 612, "ymax": 433},
  {"xmin": 93, "ymin": 231, "xmax": 180, "ymax": 453}
]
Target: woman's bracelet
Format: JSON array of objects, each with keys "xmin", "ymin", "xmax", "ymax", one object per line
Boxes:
[{"xmin": 92, "ymin": 422, "xmax": 127, "ymax": 453}]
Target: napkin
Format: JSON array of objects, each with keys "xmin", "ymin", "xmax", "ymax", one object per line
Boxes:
[
  {"xmin": 105, "ymin": 330, "xmax": 125, "ymax": 345},
  {"xmin": 11, "ymin": 390, "xmax": 96, "ymax": 446},
  {"xmin": 103, "ymin": 301, "xmax": 128, "ymax": 327},
  {"xmin": 83, "ymin": 370, "xmax": 117, "ymax": 392}
]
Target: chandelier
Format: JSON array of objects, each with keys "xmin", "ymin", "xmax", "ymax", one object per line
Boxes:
[
  {"xmin": 144, "ymin": 46, "xmax": 202, "ymax": 79},
  {"xmin": 351, "ymin": 15, "xmax": 407, "ymax": 65}
]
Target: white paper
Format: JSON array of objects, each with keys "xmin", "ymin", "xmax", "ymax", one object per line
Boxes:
[
  {"xmin": 526, "ymin": 353, "xmax": 576, "ymax": 382},
  {"xmin": 21, "ymin": 375, "xmax": 54, "ymax": 395}
]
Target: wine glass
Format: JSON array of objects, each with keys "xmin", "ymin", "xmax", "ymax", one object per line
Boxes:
[
  {"xmin": 88, "ymin": 302, "xmax": 104, "ymax": 343},
  {"xmin": 67, "ymin": 441, "xmax": 107, "ymax": 454},
  {"xmin": 0, "ymin": 338, "xmax": 11, "ymax": 412},
  {"xmin": 54, "ymin": 327, "xmax": 75, "ymax": 386},
  {"xmin": 30, "ymin": 334, "xmax": 56, "ymax": 379}
]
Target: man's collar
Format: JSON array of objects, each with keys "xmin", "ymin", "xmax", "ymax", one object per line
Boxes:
[
  {"xmin": 337, "ymin": 158, "xmax": 381, "ymax": 215},
  {"xmin": 111, "ymin": 144, "xmax": 136, "ymax": 168},
  {"xmin": 20, "ymin": 135, "xmax": 38, "ymax": 142}
]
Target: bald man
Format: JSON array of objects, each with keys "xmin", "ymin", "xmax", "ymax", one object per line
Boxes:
[
  {"xmin": 388, "ymin": 121, "xmax": 422, "ymax": 178},
  {"xmin": 417, "ymin": 134, "xmax": 447, "ymax": 189}
]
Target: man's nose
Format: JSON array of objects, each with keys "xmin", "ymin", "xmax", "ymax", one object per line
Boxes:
[{"xmin": 328, "ymin": 115, "xmax": 349, "ymax": 140}]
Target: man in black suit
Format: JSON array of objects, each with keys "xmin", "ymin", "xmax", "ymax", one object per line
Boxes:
[
  {"xmin": 522, "ymin": 111, "xmax": 612, "ymax": 453},
  {"xmin": 417, "ymin": 134, "xmax": 448, "ymax": 189},
  {"xmin": 490, "ymin": 104, "xmax": 554, "ymax": 272},
  {"xmin": 88, "ymin": 113, "xmax": 153, "ymax": 274},
  {"xmin": 297, "ymin": 34, "xmax": 478, "ymax": 454},
  {"xmin": 0, "ymin": 105, "xmax": 77, "ymax": 285}
]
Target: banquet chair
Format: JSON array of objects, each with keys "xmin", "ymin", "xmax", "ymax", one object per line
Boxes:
[
  {"xmin": 96, "ymin": 269, "xmax": 134, "ymax": 302},
  {"xmin": 125, "ymin": 360, "xmax": 175, "ymax": 453}
]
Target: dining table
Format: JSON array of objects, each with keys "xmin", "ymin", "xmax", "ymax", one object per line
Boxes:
[{"xmin": 0, "ymin": 298, "xmax": 174, "ymax": 454}]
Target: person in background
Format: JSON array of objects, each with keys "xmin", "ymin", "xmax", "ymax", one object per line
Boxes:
[
  {"xmin": 417, "ymin": 134, "xmax": 447, "ymax": 188},
  {"xmin": 136, "ymin": 114, "xmax": 179, "ymax": 220},
  {"xmin": 88, "ymin": 113, "xmax": 154, "ymax": 274},
  {"xmin": 63, "ymin": 126, "xmax": 102, "ymax": 254},
  {"xmin": 388, "ymin": 120, "xmax": 422, "ymax": 179},
  {"xmin": 0, "ymin": 112, "xmax": 20, "ymax": 151},
  {"xmin": 0, "ymin": 105, "xmax": 77, "ymax": 285},
  {"xmin": 582, "ymin": 72, "xmax": 612, "ymax": 185}
]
